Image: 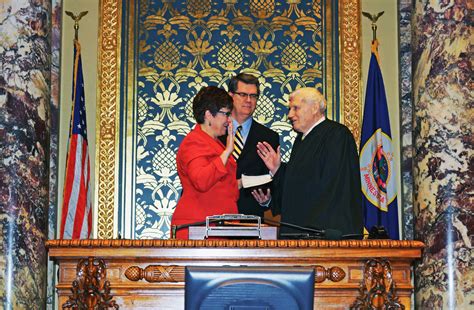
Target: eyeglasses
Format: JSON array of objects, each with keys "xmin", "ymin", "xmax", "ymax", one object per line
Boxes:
[
  {"xmin": 216, "ymin": 110, "xmax": 231, "ymax": 117},
  {"xmin": 234, "ymin": 92, "xmax": 259, "ymax": 100}
]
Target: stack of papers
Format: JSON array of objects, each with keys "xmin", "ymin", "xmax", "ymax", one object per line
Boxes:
[{"xmin": 241, "ymin": 174, "xmax": 272, "ymax": 189}]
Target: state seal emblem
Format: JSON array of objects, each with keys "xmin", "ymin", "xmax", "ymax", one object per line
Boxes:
[{"xmin": 359, "ymin": 128, "xmax": 396, "ymax": 211}]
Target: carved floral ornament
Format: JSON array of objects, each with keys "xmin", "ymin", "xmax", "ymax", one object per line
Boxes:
[
  {"xmin": 351, "ymin": 259, "xmax": 405, "ymax": 310},
  {"xmin": 62, "ymin": 257, "xmax": 119, "ymax": 309}
]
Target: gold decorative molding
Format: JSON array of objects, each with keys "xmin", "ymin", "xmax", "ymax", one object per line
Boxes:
[
  {"xmin": 324, "ymin": 0, "xmax": 334, "ymax": 117},
  {"xmin": 340, "ymin": 0, "xmax": 362, "ymax": 146},
  {"xmin": 96, "ymin": 0, "xmax": 122, "ymax": 239},
  {"xmin": 46, "ymin": 239, "xmax": 425, "ymax": 249}
]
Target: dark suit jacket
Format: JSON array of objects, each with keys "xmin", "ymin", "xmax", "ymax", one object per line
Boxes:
[{"xmin": 220, "ymin": 120, "xmax": 279, "ymax": 217}]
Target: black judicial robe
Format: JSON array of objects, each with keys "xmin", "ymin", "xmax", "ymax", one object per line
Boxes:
[{"xmin": 272, "ymin": 119, "xmax": 363, "ymax": 236}]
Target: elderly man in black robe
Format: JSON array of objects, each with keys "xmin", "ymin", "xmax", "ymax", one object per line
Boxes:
[{"xmin": 255, "ymin": 87, "xmax": 363, "ymax": 238}]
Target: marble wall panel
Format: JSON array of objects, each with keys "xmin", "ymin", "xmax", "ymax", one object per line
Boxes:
[
  {"xmin": 47, "ymin": 2, "xmax": 62, "ymax": 309},
  {"xmin": 0, "ymin": 0, "xmax": 51, "ymax": 308},
  {"xmin": 413, "ymin": 0, "xmax": 473, "ymax": 308}
]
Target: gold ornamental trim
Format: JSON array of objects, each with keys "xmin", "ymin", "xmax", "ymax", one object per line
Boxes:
[
  {"xmin": 96, "ymin": 0, "xmax": 122, "ymax": 239},
  {"xmin": 340, "ymin": 0, "xmax": 362, "ymax": 146},
  {"xmin": 46, "ymin": 239, "xmax": 425, "ymax": 249},
  {"xmin": 324, "ymin": 0, "xmax": 334, "ymax": 118}
]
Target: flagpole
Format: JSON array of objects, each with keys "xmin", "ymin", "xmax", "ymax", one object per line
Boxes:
[
  {"xmin": 359, "ymin": 10, "xmax": 400, "ymax": 240},
  {"xmin": 60, "ymin": 10, "xmax": 92, "ymax": 239},
  {"xmin": 362, "ymin": 10, "xmax": 384, "ymax": 229}
]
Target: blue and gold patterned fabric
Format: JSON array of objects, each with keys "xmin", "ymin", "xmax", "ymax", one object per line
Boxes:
[{"xmin": 119, "ymin": 0, "xmax": 340, "ymax": 238}]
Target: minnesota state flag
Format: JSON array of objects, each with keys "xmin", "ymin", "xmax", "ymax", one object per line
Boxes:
[{"xmin": 359, "ymin": 40, "xmax": 399, "ymax": 240}]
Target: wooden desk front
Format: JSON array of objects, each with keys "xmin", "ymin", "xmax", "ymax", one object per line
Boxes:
[{"xmin": 47, "ymin": 239, "xmax": 424, "ymax": 309}]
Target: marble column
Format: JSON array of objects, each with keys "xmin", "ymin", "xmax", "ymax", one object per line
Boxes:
[
  {"xmin": 47, "ymin": 1, "xmax": 62, "ymax": 308},
  {"xmin": 413, "ymin": 0, "xmax": 473, "ymax": 309},
  {"xmin": 0, "ymin": 0, "xmax": 51, "ymax": 308},
  {"xmin": 399, "ymin": 0, "xmax": 414, "ymax": 240}
]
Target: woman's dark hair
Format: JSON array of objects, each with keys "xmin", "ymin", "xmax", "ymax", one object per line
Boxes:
[
  {"xmin": 228, "ymin": 72, "xmax": 260, "ymax": 96},
  {"xmin": 193, "ymin": 86, "xmax": 233, "ymax": 124}
]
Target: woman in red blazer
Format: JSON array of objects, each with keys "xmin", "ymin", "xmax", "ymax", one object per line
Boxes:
[{"xmin": 171, "ymin": 86, "xmax": 239, "ymax": 239}]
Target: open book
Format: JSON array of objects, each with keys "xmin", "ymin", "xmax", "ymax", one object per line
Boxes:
[{"xmin": 241, "ymin": 173, "xmax": 272, "ymax": 189}]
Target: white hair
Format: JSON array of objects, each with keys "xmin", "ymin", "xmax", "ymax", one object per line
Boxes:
[{"xmin": 289, "ymin": 87, "xmax": 326, "ymax": 113}]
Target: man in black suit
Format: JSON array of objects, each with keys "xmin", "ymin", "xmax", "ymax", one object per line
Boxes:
[{"xmin": 220, "ymin": 73, "xmax": 279, "ymax": 218}]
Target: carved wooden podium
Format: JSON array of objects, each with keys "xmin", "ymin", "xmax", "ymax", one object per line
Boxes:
[{"xmin": 47, "ymin": 239, "xmax": 424, "ymax": 309}]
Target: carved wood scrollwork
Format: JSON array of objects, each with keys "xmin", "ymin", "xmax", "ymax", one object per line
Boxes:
[
  {"xmin": 351, "ymin": 259, "xmax": 405, "ymax": 310},
  {"xmin": 62, "ymin": 257, "xmax": 119, "ymax": 309}
]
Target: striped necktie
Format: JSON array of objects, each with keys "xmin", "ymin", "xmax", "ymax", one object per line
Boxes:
[{"xmin": 232, "ymin": 125, "xmax": 244, "ymax": 160}]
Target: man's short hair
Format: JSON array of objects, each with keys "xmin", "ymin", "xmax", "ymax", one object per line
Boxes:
[{"xmin": 228, "ymin": 73, "xmax": 260, "ymax": 96}]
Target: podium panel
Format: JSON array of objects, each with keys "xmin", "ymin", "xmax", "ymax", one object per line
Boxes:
[{"xmin": 47, "ymin": 239, "xmax": 423, "ymax": 309}]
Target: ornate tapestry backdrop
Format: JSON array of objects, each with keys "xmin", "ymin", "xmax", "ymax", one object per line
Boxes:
[{"xmin": 96, "ymin": 0, "xmax": 361, "ymax": 239}]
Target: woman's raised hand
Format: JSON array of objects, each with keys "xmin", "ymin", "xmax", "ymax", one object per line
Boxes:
[{"xmin": 220, "ymin": 120, "xmax": 234, "ymax": 165}]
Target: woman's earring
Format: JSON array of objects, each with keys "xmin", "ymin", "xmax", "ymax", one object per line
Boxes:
[{"xmin": 208, "ymin": 121, "xmax": 212, "ymax": 126}]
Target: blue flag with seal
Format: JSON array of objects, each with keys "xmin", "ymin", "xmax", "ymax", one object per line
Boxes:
[{"xmin": 359, "ymin": 40, "xmax": 399, "ymax": 240}]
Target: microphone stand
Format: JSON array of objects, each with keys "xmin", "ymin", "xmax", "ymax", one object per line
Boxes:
[
  {"xmin": 262, "ymin": 218, "xmax": 325, "ymax": 237},
  {"xmin": 263, "ymin": 218, "xmax": 353, "ymax": 240},
  {"xmin": 264, "ymin": 217, "xmax": 373, "ymax": 240}
]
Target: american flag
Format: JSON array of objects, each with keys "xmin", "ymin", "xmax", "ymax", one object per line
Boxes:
[{"xmin": 60, "ymin": 40, "xmax": 92, "ymax": 239}]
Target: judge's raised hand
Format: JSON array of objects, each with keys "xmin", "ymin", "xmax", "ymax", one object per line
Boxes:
[{"xmin": 256, "ymin": 142, "xmax": 281, "ymax": 175}]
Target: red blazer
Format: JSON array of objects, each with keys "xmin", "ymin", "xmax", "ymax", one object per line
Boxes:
[{"xmin": 171, "ymin": 125, "xmax": 239, "ymax": 239}]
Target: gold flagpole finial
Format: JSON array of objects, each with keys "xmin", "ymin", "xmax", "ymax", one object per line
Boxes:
[
  {"xmin": 65, "ymin": 11, "xmax": 89, "ymax": 40},
  {"xmin": 362, "ymin": 11, "xmax": 384, "ymax": 41}
]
